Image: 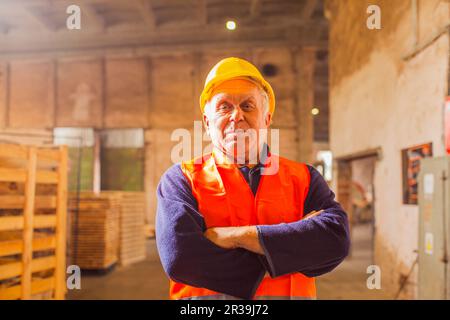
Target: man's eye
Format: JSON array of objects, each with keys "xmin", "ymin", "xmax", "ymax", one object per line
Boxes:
[
  {"xmin": 219, "ymin": 103, "xmax": 231, "ymax": 110},
  {"xmin": 241, "ymin": 103, "xmax": 253, "ymax": 110}
]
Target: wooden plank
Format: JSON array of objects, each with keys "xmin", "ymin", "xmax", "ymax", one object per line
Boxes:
[
  {"xmin": 0, "ymin": 168, "xmax": 58, "ymax": 184},
  {"xmin": 0, "ymin": 195, "xmax": 57, "ymax": 209},
  {"xmin": 33, "ymin": 236, "xmax": 56, "ymax": 251},
  {"xmin": 31, "ymin": 277, "xmax": 55, "ymax": 296},
  {"xmin": 37, "ymin": 195, "xmax": 58, "ymax": 209},
  {"xmin": 0, "ymin": 256, "xmax": 56, "ymax": 281},
  {"xmin": 21, "ymin": 146, "xmax": 36, "ymax": 299},
  {"xmin": 0, "ymin": 144, "xmax": 28, "ymax": 159},
  {"xmin": 0, "ymin": 168, "xmax": 26, "ymax": 182},
  {"xmin": 0, "ymin": 239, "xmax": 21, "ymax": 256},
  {"xmin": 0, "ymin": 215, "xmax": 56, "ymax": 231},
  {"xmin": 36, "ymin": 170, "xmax": 58, "ymax": 184},
  {"xmin": 0, "ymin": 284, "xmax": 21, "ymax": 300},
  {"xmin": 0, "ymin": 236, "xmax": 56, "ymax": 257},
  {"xmin": 54, "ymin": 145, "xmax": 67, "ymax": 299},
  {"xmin": 32, "ymin": 256, "xmax": 56, "ymax": 272},
  {"xmin": 36, "ymin": 148, "xmax": 60, "ymax": 163},
  {"xmin": 0, "ymin": 216, "xmax": 23, "ymax": 231},
  {"xmin": 0, "ymin": 195, "xmax": 25, "ymax": 208},
  {"xmin": 0, "ymin": 151, "xmax": 58, "ymax": 168},
  {"xmin": 35, "ymin": 215, "xmax": 57, "ymax": 228},
  {"xmin": 0, "ymin": 276, "xmax": 55, "ymax": 300},
  {"xmin": 0, "ymin": 261, "xmax": 21, "ymax": 280}
]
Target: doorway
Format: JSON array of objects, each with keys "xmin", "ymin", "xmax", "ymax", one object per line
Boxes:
[
  {"xmin": 336, "ymin": 148, "xmax": 380, "ymax": 263},
  {"xmin": 350, "ymin": 156, "xmax": 377, "ymax": 264},
  {"xmin": 316, "ymin": 148, "xmax": 387, "ymax": 299}
]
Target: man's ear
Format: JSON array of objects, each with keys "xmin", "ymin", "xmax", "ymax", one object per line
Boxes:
[
  {"xmin": 203, "ymin": 113, "xmax": 210, "ymax": 135},
  {"xmin": 264, "ymin": 112, "xmax": 272, "ymax": 127}
]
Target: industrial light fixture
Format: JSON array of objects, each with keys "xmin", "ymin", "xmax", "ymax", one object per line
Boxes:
[
  {"xmin": 226, "ymin": 20, "xmax": 237, "ymax": 30},
  {"xmin": 311, "ymin": 107, "xmax": 320, "ymax": 116}
]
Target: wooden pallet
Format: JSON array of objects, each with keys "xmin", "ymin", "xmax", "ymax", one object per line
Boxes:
[
  {"xmin": 70, "ymin": 191, "xmax": 146, "ymax": 268},
  {"xmin": 0, "ymin": 143, "xmax": 68, "ymax": 300},
  {"xmin": 68, "ymin": 193, "xmax": 120, "ymax": 271},
  {"xmin": 110, "ymin": 192, "xmax": 146, "ymax": 267}
]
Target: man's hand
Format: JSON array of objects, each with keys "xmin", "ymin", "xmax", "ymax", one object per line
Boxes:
[
  {"xmin": 303, "ymin": 209, "xmax": 324, "ymax": 220},
  {"xmin": 204, "ymin": 226, "xmax": 265, "ymax": 255},
  {"xmin": 204, "ymin": 227, "xmax": 240, "ymax": 250}
]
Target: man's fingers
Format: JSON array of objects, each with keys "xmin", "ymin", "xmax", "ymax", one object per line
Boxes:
[{"xmin": 303, "ymin": 209, "xmax": 324, "ymax": 220}]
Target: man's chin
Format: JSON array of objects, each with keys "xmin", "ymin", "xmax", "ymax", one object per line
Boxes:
[{"xmin": 222, "ymin": 143, "xmax": 255, "ymax": 164}]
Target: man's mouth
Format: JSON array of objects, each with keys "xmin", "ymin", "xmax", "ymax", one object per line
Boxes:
[
  {"xmin": 225, "ymin": 128, "xmax": 247, "ymax": 134},
  {"xmin": 225, "ymin": 131, "xmax": 244, "ymax": 139}
]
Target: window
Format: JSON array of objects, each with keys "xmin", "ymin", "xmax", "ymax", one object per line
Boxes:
[{"xmin": 100, "ymin": 129, "xmax": 144, "ymax": 192}]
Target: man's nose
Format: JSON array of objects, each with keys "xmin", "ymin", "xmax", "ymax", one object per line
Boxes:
[{"xmin": 230, "ymin": 105, "xmax": 244, "ymax": 122}]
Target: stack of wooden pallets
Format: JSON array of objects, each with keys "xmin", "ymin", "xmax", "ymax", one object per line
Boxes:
[
  {"xmin": 68, "ymin": 193, "xmax": 120, "ymax": 271},
  {"xmin": 111, "ymin": 192, "xmax": 146, "ymax": 266},
  {"xmin": 0, "ymin": 143, "xmax": 68, "ymax": 300},
  {"xmin": 69, "ymin": 191, "xmax": 146, "ymax": 269}
]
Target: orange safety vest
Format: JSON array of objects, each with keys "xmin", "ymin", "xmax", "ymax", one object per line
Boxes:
[{"xmin": 170, "ymin": 149, "xmax": 316, "ymax": 300}]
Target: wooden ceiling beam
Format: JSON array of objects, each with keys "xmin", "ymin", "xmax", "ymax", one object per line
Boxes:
[
  {"xmin": 250, "ymin": 0, "xmax": 262, "ymax": 19},
  {"xmin": 301, "ymin": 0, "xmax": 317, "ymax": 20},
  {"xmin": 0, "ymin": 24, "xmax": 327, "ymax": 57},
  {"xmin": 198, "ymin": 0, "xmax": 208, "ymax": 25},
  {"xmin": 79, "ymin": 2, "xmax": 105, "ymax": 31},
  {"xmin": 134, "ymin": 0, "xmax": 156, "ymax": 29},
  {"xmin": 21, "ymin": 6, "xmax": 55, "ymax": 32}
]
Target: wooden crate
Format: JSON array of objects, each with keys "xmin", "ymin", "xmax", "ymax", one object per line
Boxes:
[
  {"xmin": 68, "ymin": 193, "xmax": 120, "ymax": 270},
  {"xmin": 0, "ymin": 143, "xmax": 68, "ymax": 300}
]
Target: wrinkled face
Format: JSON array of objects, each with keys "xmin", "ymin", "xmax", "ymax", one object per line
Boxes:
[{"xmin": 203, "ymin": 78, "xmax": 272, "ymax": 164}]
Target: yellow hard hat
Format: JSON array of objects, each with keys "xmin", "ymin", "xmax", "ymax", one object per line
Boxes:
[{"xmin": 199, "ymin": 57, "xmax": 275, "ymax": 115}]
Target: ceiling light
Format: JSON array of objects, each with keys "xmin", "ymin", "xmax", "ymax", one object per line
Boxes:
[{"xmin": 226, "ymin": 20, "xmax": 236, "ymax": 31}]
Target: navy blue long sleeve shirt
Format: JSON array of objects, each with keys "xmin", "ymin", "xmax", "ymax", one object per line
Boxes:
[{"xmin": 156, "ymin": 162, "xmax": 350, "ymax": 299}]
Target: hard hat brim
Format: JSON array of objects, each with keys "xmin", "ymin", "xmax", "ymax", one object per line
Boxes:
[{"xmin": 200, "ymin": 72, "xmax": 275, "ymax": 115}]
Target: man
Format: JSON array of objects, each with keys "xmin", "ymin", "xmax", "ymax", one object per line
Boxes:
[{"xmin": 156, "ymin": 57, "xmax": 350, "ymax": 300}]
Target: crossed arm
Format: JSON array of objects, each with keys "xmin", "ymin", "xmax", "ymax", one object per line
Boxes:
[
  {"xmin": 155, "ymin": 164, "xmax": 350, "ymax": 299},
  {"xmin": 204, "ymin": 210, "xmax": 324, "ymax": 255}
]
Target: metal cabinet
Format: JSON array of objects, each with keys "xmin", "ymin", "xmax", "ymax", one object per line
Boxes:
[{"xmin": 418, "ymin": 156, "xmax": 450, "ymax": 299}]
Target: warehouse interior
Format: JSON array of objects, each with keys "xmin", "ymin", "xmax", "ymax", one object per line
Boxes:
[{"xmin": 0, "ymin": 0, "xmax": 449, "ymax": 300}]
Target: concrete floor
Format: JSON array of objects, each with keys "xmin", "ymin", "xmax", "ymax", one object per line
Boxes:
[
  {"xmin": 68, "ymin": 223, "xmax": 391, "ymax": 300},
  {"xmin": 316, "ymin": 223, "xmax": 391, "ymax": 299},
  {"xmin": 68, "ymin": 240, "xmax": 168, "ymax": 300}
]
